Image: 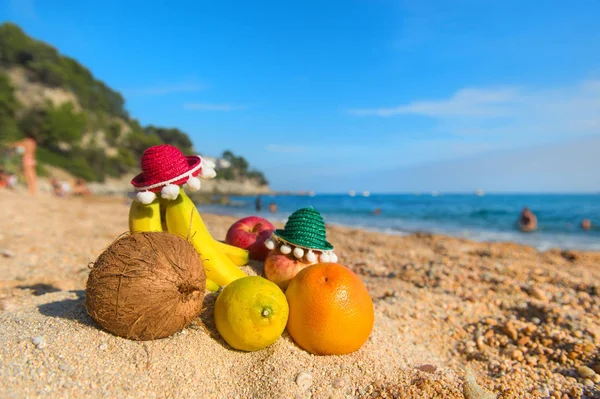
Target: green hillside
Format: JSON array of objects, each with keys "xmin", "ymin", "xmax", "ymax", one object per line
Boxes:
[{"xmin": 0, "ymin": 23, "xmax": 267, "ymax": 185}]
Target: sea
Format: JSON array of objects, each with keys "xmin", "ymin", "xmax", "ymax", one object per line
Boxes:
[{"xmin": 197, "ymin": 193, "xmax": 600, "ymax": 251}]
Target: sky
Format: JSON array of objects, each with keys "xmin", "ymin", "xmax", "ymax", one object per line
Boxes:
[{"xmin": 1, "ymin": 0, "xmax": 600, "ymax": 193}]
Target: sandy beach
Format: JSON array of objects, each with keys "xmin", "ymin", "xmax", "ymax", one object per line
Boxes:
[{"xmin": 1, "ymin": 189, "xmax": 599, "ymax": 399}]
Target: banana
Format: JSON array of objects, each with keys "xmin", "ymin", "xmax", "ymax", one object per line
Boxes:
[
  {"xmin": 128, "ymin": 198, "xmax": 163, "ymax": 233},
  {"xmin": 164, "ymin": 189, "xmax": 247, "ymax": 287},
  {"xmin": 213, "ymin": 240, "xmax": 250, "ymax": 266},
  {"xmin": 205, "ymin": 279, "xmax": 220, "ymax": 292}
]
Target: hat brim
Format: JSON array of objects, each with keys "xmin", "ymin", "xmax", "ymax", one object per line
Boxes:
[
  {"xmin": 273, "ymin": 230, "xmax": 334, "ymax": 251},
  {"xmin": 131, "ymin": 155, "xmax": 202, "ymax": 192}
]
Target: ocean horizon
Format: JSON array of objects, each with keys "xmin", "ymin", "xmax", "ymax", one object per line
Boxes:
[{"xmin": 197, "ymin": 193, "xmax": 600, "ymax": 252}]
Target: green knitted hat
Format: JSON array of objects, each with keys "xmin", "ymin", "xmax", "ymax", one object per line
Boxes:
[{"xmin": 274, "ymin": 207, "xmax": 333, "ymax": 251}]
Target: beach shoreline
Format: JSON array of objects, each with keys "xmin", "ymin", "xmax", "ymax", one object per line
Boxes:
[{"xmin": 1, "ymin": 190, "xmax": 599, "ymax": 398}]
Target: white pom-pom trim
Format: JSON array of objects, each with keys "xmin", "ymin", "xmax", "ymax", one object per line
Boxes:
[
  {"xmin": 330, "ymin": 253, "xmax": 338, "ymax": 263},
  {"xmin": 265, "ymin": 239, "xmax": 275, "ymax": 250},
  {"xmin": 204, "ymin": 159, "xmax": 217, "ymax": 169},
  {"xmin": 293, "ymin": 247, "xmax": 304, "ymax": 259},
  {"xmin": 306, "ymin": 250, "xmax": 317, "ymax": 263},
  {"xmin": 320, "ymin": 252, "xmax": 331, "ymax": 263},
  {"xmin": 185, "ymin": 176, "xmax": 201, "ymax": 192},
  {"xmin": 200, "ymin": 167, "xmax": 217, "ymax": 179},
  {"xmin": 161, "ymin": 184, "xmax": 180, "ymax": 200},
  {"xmin": 280, "ymin": 244, "xmax": 292, "ymax": 255},
  {"xmin": 136, "ymin": 191, "xmax": 156, "ymax": 204}
]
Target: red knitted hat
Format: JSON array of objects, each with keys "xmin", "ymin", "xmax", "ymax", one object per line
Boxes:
[{"xmin": 130, "ymin": 144, "xmax": 216, "ymax": 204}]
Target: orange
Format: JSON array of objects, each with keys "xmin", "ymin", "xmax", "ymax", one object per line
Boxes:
[{"xmin": 285, "ymin": 263, "xmax": 374, "ymax": 355}]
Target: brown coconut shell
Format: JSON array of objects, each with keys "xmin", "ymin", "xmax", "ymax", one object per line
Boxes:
[{"xmin": 85, "ymin": 232, "xmax": 206, "ymax": 340}]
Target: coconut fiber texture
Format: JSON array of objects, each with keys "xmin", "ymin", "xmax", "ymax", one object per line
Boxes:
[
  {"xmin": 274, "ymin": 207, "xmax": 333, "ymax": 251},
  {"xmin": 85, "ymin": 232, "xmax": 206, "ymax": 340}
]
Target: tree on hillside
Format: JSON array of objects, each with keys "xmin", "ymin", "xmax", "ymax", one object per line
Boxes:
[
  {"xmin": 144, "ymin": 125, "xmax": 194, "ymax": 154},
  {"xmin": 0, "ymin": 73, "xmax": 20, "ymax": 142},
  {"xmin": 19, "ymin": 101, "xmax": 86, "ymax": 147},
  {"xmin": 0, "ymin": 23, "xmax": 128, "ymax": 119},
  {"xmin": 218, "ymin": 150, "xmax": 268, "ymax": 185}
]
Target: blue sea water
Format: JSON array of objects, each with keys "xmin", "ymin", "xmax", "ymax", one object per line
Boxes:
[{"xmin": 197, "ymin": 193, "xmax": 600, "ymax": 251}]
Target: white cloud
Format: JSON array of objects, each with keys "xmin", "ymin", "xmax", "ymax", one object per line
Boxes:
[
  {"xmin": 349, "ymin": 87, "xmax": 519, "ymax": 117},
  {"xmin": 183, "ymin": 103, "xmax": 247, "ymax": 111},
  {"xmin": 265, "ymin": 144, "xmax": 306, "ymax": 153},
  {"xmin": 122, "ymin": 83, "xmax": 204, "ymax": 97},
  {"xmin": 348, "ymin": 79, "xmax": 600, "ymax": 142}
]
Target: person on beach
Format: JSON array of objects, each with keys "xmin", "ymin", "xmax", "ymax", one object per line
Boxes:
[
  {"xmin": 72, "ymin": 178, "xmax": 91, "ymax": 196},
  {"xmin": 6, "ymin": 134, "xmax": 37, "ymax": 195},
  {"xmin": 518, "ymin": 207, "xmax": 537, "ymax": 232},
  {"xmin": 255, "ymin": 196, "xmax": 262, "ymax": 212},
  {"xmin": 581, "ymin": 219, "xmax": 592, "ymax": 231},
  {"xmin": 269, "ymin": 202, "xmax": 278, "ymax": 214}
]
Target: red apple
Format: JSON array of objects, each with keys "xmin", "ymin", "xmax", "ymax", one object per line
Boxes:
[
  {"xmin": 225, "ymin": 216, "xmax": 275, "ymax": 261},
  {"xmin": 264, "ymin": 250, "xmax": 317, "ymax": 290}
]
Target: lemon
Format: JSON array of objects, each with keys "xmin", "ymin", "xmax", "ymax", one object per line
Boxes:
[{"xmin": 214, "ymin": 276, "xmax": 289, "ymax": 351}]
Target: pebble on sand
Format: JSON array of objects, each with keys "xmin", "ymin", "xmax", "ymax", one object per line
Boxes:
[
  {"xmin": 295, "ymin": 372, "xmax": 312, "ymax": 391},
  {"xmin": 332, "ymin": 377, "xmax": 345, "ymax": 389},
  {"xmin": 577, "ymin": 365, "xmax": 596, "ymax": 379},
  {"xmin": 31, "ymin": 336, "xmax": 46, "ymax": 349}
]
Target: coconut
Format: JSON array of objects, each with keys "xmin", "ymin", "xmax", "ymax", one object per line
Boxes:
[{"xmin": 85, "ymin": 232, "xmax": 206, "ymax": 340}]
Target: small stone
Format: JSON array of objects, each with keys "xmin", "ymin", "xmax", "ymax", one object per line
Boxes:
[
  {"xmin": 517, "ymin": 336, "xmax": 530, "ymax": 346},
  {"xmin": 0, "ymin": 248, "xmax": 16, "ymax": 258},
  {"xmin": 591, "ymin": 374, "xmax": 600, "ymax": 383},
  {"xmin": 582, "ymin": 343, "xmax": 595, "ymax": 354},
  {"xmin": 332, "ymin": 378, "xmax": 345, "ymax": 389},
  {"xmin": 584, "ymin": 379, "xmax": 594, "ymax": 387},
  {"xmin": 98, "ymin": 343, "xmax": 108, "ymax": 351},
  {"xmin": 485, "ymin": 318, "xmax": 497, "ymax": 326},
  {"xmin": 32, "ymin": 336, "xmax": 46, "ymax": 349},
  {"xmin": 296, "ymin": 372, "xmax": 312, "ymax": 391},
  {"xmin": 511, "ymin": 349, "xmax": 524, "ymax": 361},
  {"xmin": 529, "ymin": 287, "xmax": 548, "ymax": 301},
  {"xmin": 504, "ymin": 322, "xmax": 518, "ymax": 341},
  {"xmin": 531, "ymin": 317, "xmax": 541, "ymax": 325},
  {"xmin": 577, "ymin": 365, "xmax": 595, "ymax": 378},
  {"xmin": 417, "ymin": 364, "xmax": 437, "ymax": 373},
  {"xmin": 526, "ymin": 356, "xmax": 538, "ymax": 366}
]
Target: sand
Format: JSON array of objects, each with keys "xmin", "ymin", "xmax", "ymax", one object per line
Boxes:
[{"xmin": 1, "ymin": 189, "xmax": 599, "ymax": 399}]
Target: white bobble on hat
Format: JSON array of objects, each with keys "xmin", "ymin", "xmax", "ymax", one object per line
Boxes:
[
  {"xmin": 200, "ymin": 167, "xmax": 217, "ymax": 179},
  {"xmin": 280, "ymin": 244, "xmax": 292, "ymax": 255},
  {"xmin": 320, "ymin": 252, "xmax": 330, "ymax": 263},
  {"xmin": 306, "ymin": 250, "xmax": 317, "ymax": 263},
  {"xmin": 293, "ymin": 247, "xmax": 304, "ymax": 259},
  {"xmin": 136, "ymin": 190, "xmax": 156, "ymax": 205},
  {"xmin": 203, "ymin": 159, "xmax": 217, "ymax": 169},
  {"xmin": 161, "ymin": 184, "xmax": 180, "ymax": 200},
  {"xmin": 265, "ymin": 239, "xmax": 275, "ymax": 250},
  {"xmin": 330, "ymin": 253, "xmax": 338, "ymax": 263},
  {"xmin": 185, "ymin": 176, "xmax": 201, "ymax": 192}
]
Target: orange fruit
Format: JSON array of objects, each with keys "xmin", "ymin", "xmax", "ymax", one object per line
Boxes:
[{"xmin": 285, "ymin": 263, "xmax": 374, "ymax": 355}]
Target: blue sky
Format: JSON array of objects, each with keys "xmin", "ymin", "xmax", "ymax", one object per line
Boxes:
[{"xmin": 2, "ymin": 0, "xmax": 600, "ymax": 192}]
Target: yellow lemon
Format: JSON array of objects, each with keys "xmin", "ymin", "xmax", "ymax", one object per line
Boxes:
[{"xmin": 214, "ymin": 276, "xmax": 289, "ymax": 351}]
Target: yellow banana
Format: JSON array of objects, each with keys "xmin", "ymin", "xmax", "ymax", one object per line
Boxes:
[
  {"xmin": 205, "ymin": 279, "xmax": 220, "ymax": 292},
  {"xmin": 164, "ymin": 189, "xmax": 247, "ymax": 287},
  {"xmin": 213, "ymin": 240, "xmax": 250, "ymax": 266},
  {"xmin": 128, "ymin": 198, "xmax": 163, "ymax": 233}
]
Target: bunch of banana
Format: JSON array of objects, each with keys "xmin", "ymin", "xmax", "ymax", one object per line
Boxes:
[{"xmin": 128, "ymin": 189, "xmax": 249, "ymax": 290}]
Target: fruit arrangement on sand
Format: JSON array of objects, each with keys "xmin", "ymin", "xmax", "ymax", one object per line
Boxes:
[{"xmin": 85, "ymin": 144, "xmax": 374, "ymax": 356}]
